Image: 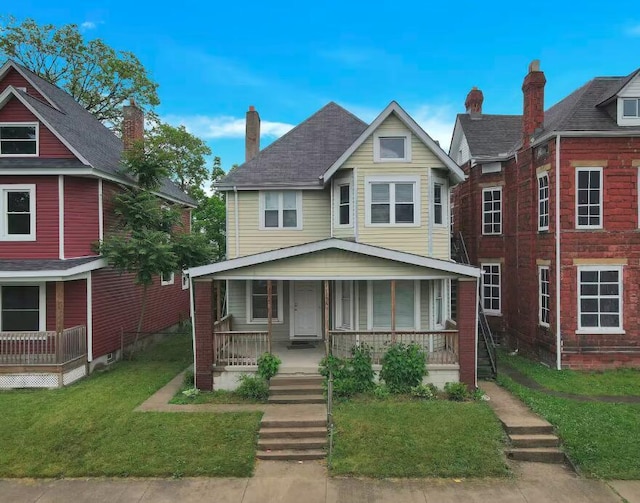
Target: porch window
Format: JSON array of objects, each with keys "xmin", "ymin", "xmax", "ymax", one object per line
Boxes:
[
  {"xmin": 0, "ymin": 123, "xmax": 38, "ymax": 156},
  {"xmin": 369, "ymin": 280, "xmax": 416, "ymax": 329},
  {"xmin": 365, "ymin": 176, "xmax": 420, "ymax": 226},
  {"xmin": 336, "ymin": 280, "xmax": 353, "ymax": 329},
  {"xmin": 0, "ymin": 184, "xmax": 36, "ymax": 240},
  {"xmin": 0, "ymin": 285, "xmax": 42, "ymax": 331},
  {"xmin": 260, "ymin": 191, "xmax": 302, "ymax": 230},
  {"xmin": 433, "ymin": 280, "xmax": 444, "ymax": 328},
  {"xmin": 247, "ymin": 280, "xmax": 283, "ymax": 323}
]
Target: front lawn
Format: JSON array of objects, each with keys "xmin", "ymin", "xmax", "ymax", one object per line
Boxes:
[
  {"xmin": 500, "ymin": 351, "xmax": 640, "ymax": 396},
  {"xmin": 331, "ymin": 397, "xmax": 509, "ymax": 478},
  {"xmin": 0, "ymin": 333, "xmax": 262, "ymax": 478},
  {"xmin": 498, "ymin": 373, "xmax": 640, "ymax": 479}
]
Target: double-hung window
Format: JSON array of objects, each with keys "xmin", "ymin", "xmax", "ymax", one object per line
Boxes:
[
  {"xmin": 482, "ymin": 187, "xmax": 502, "ymax": 235},
  {"xmin": 247, "ymin": 280, "xmax": 282, "ymax": 323},
  {"xmin": 539, "ymin": 266, "xmax": 550, "ymax": 326},
  {"xmin": 0, "ymin": 123, "xmax": 38, "ymax": 156},
  {"xmin": 481, "ymin": 263, "xmax": 501, "ymax": 315},
  {"xmin": 433, "ymin": 181, "xmax": 445, "ymax": 226},
  {"xmin": 366, "ymin": 176, "xmax": 419, "ymax": 226},
  {"xmin": 161, "ymin": 272, "xmax": 175, "ymax": 286},
  {"xmin": 260, "ymin": 191, "xmax": 301, "ymax": 229},
  {"xmin": 0, "ymin": 285, "xmax": 45, "ymax": 331},
  {"xmin": 538, "ymin": 173, "xmax": 549, "ymax": 231},
  {"xmin": 433, "ymin": 280, "xmax": 444, "ymax": 328},
  {"xmin": 368, "ymin": 280, "xmax": 417, "ymax": 329},
  {"xmin": 0, "ymin": 184, "xmax": 36, "ymax": 241},
  {"xmin": 336, "ymin": 280, "xmax": 353, "ymax": 329},
  {"xmin": 576, "ymin": 168, "xmax": 602, "ymax": 229},
  {"xmin": 577, "ymin": 266, "xmax": 622, "ymax": 332},
  {"xmin": 336, "ymin": 183, "xmax": 351, "ymax": 226}
]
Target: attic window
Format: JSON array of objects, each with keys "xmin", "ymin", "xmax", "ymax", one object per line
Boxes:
[
  {"xmin": 373, "ymin": 131, "xmax": 411, "ymax": 162},
  {"xmin": 0, "ymin": 124, "xmax": 38, "ymax": 156},
  {"xmin": 622, "ymin": 99, "xmax": 640, "ymax": 118}
]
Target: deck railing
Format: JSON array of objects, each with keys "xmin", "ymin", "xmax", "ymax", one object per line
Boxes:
[
  {"xmin": 329, "ymin": 330, "xmax": 459, "ymax": 365},
  {"xmin": 0, "ymin": 326, "xmax": 87, "ymax": 365},
  {"xmin": 213, "ymin": 330, "xmax": 269, "ymax": 367}
]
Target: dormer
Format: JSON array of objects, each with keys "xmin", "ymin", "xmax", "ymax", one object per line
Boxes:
[{"xmin": 597, "ymin": 68, "xmax": 640, "ymax": 127}]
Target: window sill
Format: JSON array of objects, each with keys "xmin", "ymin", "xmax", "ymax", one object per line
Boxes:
[
  {"xmin": 484, "ymin": 312, "xmax": 502, "ymax": 317},
  {"xmin": 373, "ymin": 158, "xmax": 412, "ymax": 163},
  {"xmin": 258, "ymin": 227, "xmax": 303, "ymax": 231},
  {"xmin": 481, "ymin": 233, "xmax": 503, "ymax": 237},
  {"xmin": 364, "ymin": 223, "xmax": 420, "ymax": 228},
  {"xmin": 0, "ymin": 235, "xmax": 36, "ymax": 242},
  {"xmin": 575, "ymin": 329, "xmax": 625, "ymax": 335},
  {"xmin": 574, "ymin": 227, "xmax": 604, "ymax": 231},
  {"xmin": 246, "ymin": 319, "xmax": 284, "ymax": 325}
]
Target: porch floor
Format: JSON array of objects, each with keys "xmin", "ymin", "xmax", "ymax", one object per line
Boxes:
[{"xmin": 272, "ymin": 340, "xmax": 325, "ymax": 374}]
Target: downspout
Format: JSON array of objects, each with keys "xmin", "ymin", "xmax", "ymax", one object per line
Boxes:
[
  {"xmin": 555, "ymin": 134, "xmax": 562, "ymax": 370},
  {"xmin": 189, "ymin": 275, "xmax": 197, "ymax": 385},
  {"xmin": 234, "ymin": 186, "xmax": 240, "ymax": 258}
]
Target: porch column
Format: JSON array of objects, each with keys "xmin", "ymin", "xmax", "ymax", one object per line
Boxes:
[
  {"xmin": 55, "ymin": 281, "xmax": 64, "ymax": 363},
  {"xmin": 194, "ymin": 280, "xmax": 214, "ymax": 390},
  {"xmin": 390, "ymin": 279, "xmax": 396, "ymax": 343},
  {"xmin": 215, "ymin": 280, "xmax": 222, "ymax": 322},
  {"xmin": 267, "ymin": 280, "xmax": 273, "ymax": 353},
  {"xmin": 457, "ymin": 278, "xmax": 478, "ymax": 388},
  {"xmin": 324, "ymin": 280, "xmax": 330, "ymax": 356}
]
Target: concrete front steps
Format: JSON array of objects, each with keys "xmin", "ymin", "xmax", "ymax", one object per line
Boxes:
[{"xmin": 257, "ymin": 374, "xmax": 327, "ymax": 461}]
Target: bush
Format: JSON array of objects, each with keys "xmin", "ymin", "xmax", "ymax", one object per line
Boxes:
[
  {"xmin": 319, "ymin": 346, "xmax": 375, "ymax": 399},
  {"xmin": 181, "ymin": 387, "xmax": 200, "ymax": 399},
  {"xmin": 410, "ymin": 383, "xmax": 438, "ymax": 400},
  {"xmin": 236, "ymin": 375, "xmax": 269, "ymax": 401},
  {"xmin": 380, "ymin": 343, "xmax": 427, "ymax": 394},
  {"xmin": 373, "ymin": 383, "xmax": 390, "ymax": 399},
  {"xmin": 350, "ymin": 345, "xmax": 375, "ymax": 392},
  {"xmin": 444, "ymin": 382, "xmax": 471, "ymax": 401},
  {"xmin": 257, "ymin": 353, "xmax": 281, "ymax": 381},
  {"xmin": 183, "ymin": 369, "xmax": 195, "ymax": 387}
]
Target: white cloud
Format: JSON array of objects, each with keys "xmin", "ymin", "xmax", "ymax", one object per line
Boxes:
[
  {"xmin": 411, "ymin": 104, "xmax": 456, "ymax": 152},
  {"xmin": 162, "ymin": 114, "xmax": 294, "ymax": 140},
  {"xmin": 80, "ymin": 21, "xmax": 97, "ymax": 30},
  {"xmin": 626, "ymin": 23, "xmax": 640, "ymax": 36}
]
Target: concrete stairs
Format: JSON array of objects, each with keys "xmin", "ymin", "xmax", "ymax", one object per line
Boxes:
[
  {"xmin": 504, "ymin": 423, "xmax": 565, "ymax": 464},
  {"xmin": 256, "ymin": 374, "xmax": 327, "ymax": 461}
]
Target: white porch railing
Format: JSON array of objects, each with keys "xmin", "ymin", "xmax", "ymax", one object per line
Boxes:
[
  {"xmin": 213, "ymin": 331, "xmax": 269, "ymax": 367},
  {"xmin": 0, "ymin": 326, "xmax": 87, "ymax": 365},
  {"xmin": 329, "ymin": 330, "xmax": 459, "ymax": 365}
]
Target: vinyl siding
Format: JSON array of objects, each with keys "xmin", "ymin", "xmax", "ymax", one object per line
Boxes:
[
  {"xmin": 619, "ymin": 74, "xmax": 640, "ymax": 97},
  {"xmin": 64, "ymin": 177, "xmax": 100, "ymax": 258},
  {"xmin": 0, "ymin": 68, "xmax": 47, "ymax": 102}
]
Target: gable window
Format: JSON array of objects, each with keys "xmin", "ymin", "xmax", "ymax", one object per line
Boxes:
[
  {"xmin": 260, "ymin": 191, "xmax": 302, "ymax": 230},
  {"xmin": 539, "ymin": 266, "xmax": 550, "ymax": 326},
  {"xmin": 0, "ymin": 184, "xmax": 36, "ymax": 241},
  {"xmin": 0, "ymin": 124, "xmax": 38, "ymax": 156},
  {"xmin": 577, "ymin": 266, "xmax": 622, "ymax": 332},
  {"xmin": 337, "ymin": 183, "xmax": 351, "ymax": 226},
  {"xmin": 433, "ymin": 182, "xmax": 444, "ymax": 226},
  {"xmin": 161, "ymin": 272, "xmax": 175, "ymax": 286},
  {"xmin": 482, "ymin": 187, "xmax": 502, "ymax": 235},
  {"xmin": 373, "ymin": 131, "xmax": 411, "ymax": 162},
  {"xmin": 0, "ymin": 285, "xmax": 45, "ymax": 331},
  {"xmin": 622, "ymin": 98, "xmax": 640, "ymax": 118},
  {"xmin": 538, "ymin": 173, "xmax": 550, "ymax": 231},
  {"xmin": 481, "ymin": 263, "xmax": 501, "ymax": 315},
  {"xmin": 368, "ymin": 280, "xmax": 418, "ymax": 329},
  {"xmin": 365, "ymin": 176, "xmax": 419, "ymax": 226},
  {"xmin": 576, "ymin": 168, "xmax": 602, "ymax": 229},
  {"xmin": 247, "ymin": 280, "xmax": 283, "ymax": 323}
]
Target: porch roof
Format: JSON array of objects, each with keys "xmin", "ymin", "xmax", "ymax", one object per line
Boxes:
[
  {"xmin": 0, "ymin": 257, "xmax": 106, "ymax": 280},
  {"xmin": 188, "ymin": 239, "xmax": 480, "ymax": 280}
]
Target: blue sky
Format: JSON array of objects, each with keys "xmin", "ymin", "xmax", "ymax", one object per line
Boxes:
[{"xmin": 5, "ymin": 1, "xmax": 640, "ymax": 171}]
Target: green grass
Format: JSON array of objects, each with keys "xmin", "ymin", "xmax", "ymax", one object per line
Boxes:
[
  {"xmin": 498, "ymin": 373, "xmax": 640, "ymax": 479},
  {"xmin": 499, "ymin": 351, "xmax": 640, "ymax": 396},
  {"xmin": 0, "ymin": 333, "xmax": 262, "ymax": 478},
  {"xmin": 330, "ymin": 396, "xmax": 509, "ymax": 478},
  {"xmin": 170, "ymin": 386, "xmax": 263, "ymax": 405}
]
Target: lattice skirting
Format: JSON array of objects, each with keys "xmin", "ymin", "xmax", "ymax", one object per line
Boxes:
[{"xmin": 0, "ymin": 363, "xmax": 88, "ymax": 389}]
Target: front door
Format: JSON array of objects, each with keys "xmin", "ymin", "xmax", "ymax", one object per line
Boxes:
[{"xmin": 290, "ymin": 281, "xmax": 321, "ymax": 339}]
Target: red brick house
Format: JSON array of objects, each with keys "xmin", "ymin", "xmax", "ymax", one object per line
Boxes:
[
  {"xmin": 451, "ymin": 60, "xmax": 640, "ymax": 369},
  {"xmin": 0, "ymin": 60, "xmax": 195, "ymax": 388}
]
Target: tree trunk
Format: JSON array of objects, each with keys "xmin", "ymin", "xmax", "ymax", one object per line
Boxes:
[{"xmin": 130, "ymin": 284, "xmax": 149, "ymax": 359}]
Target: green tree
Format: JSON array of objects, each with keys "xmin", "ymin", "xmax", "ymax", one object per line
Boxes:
[
  {"xmin": 0, "ymin": 16, "xmax": 159, "ymax": 125},
  {"xmin": 192, "ymin": 157, "xmax": 226, "ymax": 261}
]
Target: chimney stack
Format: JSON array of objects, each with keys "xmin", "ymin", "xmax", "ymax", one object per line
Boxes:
[
  {"xmin": 465, "ymin": 87, "xmax": 484, "ymax": 114},
  {"xmin": 522, "ymin": 60, "xmax": 546, "ymax": 147},
  {"xmin": 122, "ymin": 98, "xmax": 144, "ymax": 151},
  {"xmin": 245, "ymin": 105, "xmax": 261, "ymax": 162}
]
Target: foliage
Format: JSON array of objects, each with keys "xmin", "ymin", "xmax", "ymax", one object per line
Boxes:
[
  {"xmin": 373, "ymin": 383, "xmax": 390, "ymax": 399},
  {"xmin": 0, "ymin": 16, "xmax": 159, "ymax": 126},
  {"xmin": 350, "ymin": 345, "xmax": 375, "ymax": 391},
  {"xmin": 181, "ymin": 387, "xmax": 200, "ymax": 398},
  {"xmin": 236, "ymin": 375, "xmax": 269, "ymax": 402},
  {"xmin": 379, "ymin": 343, "xmax": 427, "ymax": 394},
  {"xmin": 319, "ymin": 346, "xmax": 375, "ymax": 399},
  {"xmin": 183, "ymin": 369, "xmax": 194, "ymax": 387},
  {"xmin": 471, "ymin": 388, "xmax": 487, "ymax": 401},
  {"xmin": 257, "ymin": 353, "xmax": 281, "ymax": 381},
  {"xmin": 444, "ymin": 382, "xmax": 471, "ymax": 401},
  {"xmin": 411, "ymin": 383, "xmax": 438, "ymax": 400},
  {"xmin": 192, "ymin": 157, "xmax": 226, "ymax": 262}
]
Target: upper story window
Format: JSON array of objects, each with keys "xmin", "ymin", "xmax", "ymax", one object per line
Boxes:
[
  {"xmin": 482, "ymin": 187, "xmax": 502, "ymax": 235},
  {"xmin": 334, "ymin": 183, "xmax": 351, "ymax": 226},
  {"xmin": 365, "ymin": 176, "xmax": 420, "ymax": 227},
  {"xmin": 576, "ymin": 168, "xmax": 602, "ymax": 229},
  {"xmin": 373, "ymin": 131, "xmax": 411, "ymax": 162},
  {"xmin": 538, "ymin": 172, "xmax": 549, "ymax": 231},
  {"xmin": 0, "ymin": 123, "xmax": 38, "ymax": 156},
  {"xmin": 432, "ymin": 179, "xmax": 447, "ymax": 227},
  {"xmin": 622, "ymin": 98, "xmax": 640, "ymax": 118},
  {"xmin": 481, "ymin": 263, "xmax": 501, "ymax": 315},
  {"xmin": 160, "ymin": 272, "xmax": 175, "ymax": 286},
  {"xmin": 259, "ymin": 191, "xmax": 302, "ymax": 230},
  {"xmin": 0, "ymin": 184, "xmax": 36, "ymax": 241},
  {"xmin": 539, "ymin": 266, "xmax": 550, "ymax": 327}
]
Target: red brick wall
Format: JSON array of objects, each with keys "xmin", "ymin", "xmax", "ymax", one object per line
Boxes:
[
  {"xmin": 194, "ymin": 280, "xmax": 213, "ymax": 390},
  {"xmin": 457, "ymin": 279, "xmax": 478, "ymax": 388}
]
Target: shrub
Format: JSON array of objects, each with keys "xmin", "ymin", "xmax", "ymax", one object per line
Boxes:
[
  {"xmin": 181, "ymin": 387, "xmax": 200, "ymax": 398},
  {"xmin": 257, "ymin": 352, "xmax": 281, "ymax": 381},
  {"xmin": 350, "ymin": 345, "xmax": 375, "ymax": 392},
  {"xmin": 236, "ymin": 375, "xmax": 269, "ymax": 401},
  {"xmin": 410, "ymin": 383, "xmax": 438, "ymax": 400},
  {"xmin": 444, "ymin": 382, "xmax": 471, "ymax": 401},
  {"xmin": 183, "ymin": 369, "xmax": 195, "ymax": 387},
  {"xmin": 373, "ymin": 383, "xmax": 390, "ymax": 399},
  {"xmin": 380, "ymin": 343, "xmax": 427, "ymax": 394},
  {"xmin": 319, "ymin": 346, "xmax": 375, "ymax": 399}
]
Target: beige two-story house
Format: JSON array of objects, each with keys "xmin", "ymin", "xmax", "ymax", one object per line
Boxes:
[{"xmin": 189, "ymin": 102, "xmax": 480, "ymax": 390}]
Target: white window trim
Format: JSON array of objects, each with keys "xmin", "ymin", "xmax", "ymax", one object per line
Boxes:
[
  {"xmin": 258, "ymin": 191, "xmax": 303, "ymax": 231},
  {"xmin": 538, "ymin": 172, "xmax": 550, "ymax": 232},
  {"xmin": 482, "ymin": 186, "xmax": 502, "ymax": 235},
  {"xmin": 364, "ymin": 175, "xmax": 421, "ymax": 227},
  {"xmin": 432, "ymin": 279, "xmax": 445, "ymax": 329},
  {"xmin": 0, "ymin": 183, "xmax": 36, "ymax": 241},
  {"xmin": 0, "ymin": 122, "xmax": 39, "ymax": 157},
  {"xmin": 576, "ymin": 265, "xmax": 624, "ymax": 334},
  {"xmin": 480, "ymin": 263, "xmax": 501, "ymax": 316},
  {"xmin": 539, "ymin": 266, "xmax": 550, "ymax": 327},
  {"xmin": 432, "ymin": 177, "xmax": 447, "ymax": 228},
  {"xmin": 246, "ymin": 280, "xmax": 284, "ymax": 324},
  {"xmin": 334, "ymin": 179, "xmax": 352, "ymax": 228},
  {"xmin": 575, "ymin": 167, "xmax": 603, "ymax": 230},
  {"xmin": 373, "ymin": 130, "xmax": 412, "ymax": 162},
  {"xmin": 617, "ymin": 97, "xmax": 640, "ymax": 126},
  {"xmin": 0, "ymin": 283, "xmax": 47, "ymax": 334},
  {"xmin": 181, "ymin": 273, "xmax": 189, "ymax": 290},
  {"xmin": 366, "ymin": 280, "xmax": 421, "ymax": 330},
  {"xmin": 161, "ymin": 272, "xmax": 175, "ymax": 286},
  {"xmin": 334, "ymin": 280, "xmax": 354, "ymax": 329}
]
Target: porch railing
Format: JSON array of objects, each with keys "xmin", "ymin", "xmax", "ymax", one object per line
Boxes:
[
  {"xmin": 0, "ymin": 326, "xmax": 87, "ymax": 365},
  {"xmin": 213, "ymin": 331, "xmax": 269, "ymax": 367},
  {"xmin": 329, "ymin": 330, "xmax": 459, "ymax": 365}
]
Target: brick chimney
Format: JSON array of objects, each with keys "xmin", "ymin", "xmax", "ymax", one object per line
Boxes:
[
  {"xmin": 245, "ymin": 105, "xmax": 260, "ymax": 162},
  {"xmin": 522, "ymin": 60, "xmax": 546, "ymax": 147},
  {"xmin": 465, "ymin": 87, "xmax": 484, "ymax": 114},
  {"xmin": 122, "ymin": 98, "xmax": 144, "ymax": 150}
]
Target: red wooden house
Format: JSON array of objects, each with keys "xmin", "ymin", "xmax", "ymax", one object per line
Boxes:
[{"xmin": 0, "ymin": 60, "xmax": 195, "ymax": 388}]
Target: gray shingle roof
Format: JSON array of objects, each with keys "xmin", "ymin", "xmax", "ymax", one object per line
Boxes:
[
  {"xmin": 219, "ymin": 102, "xmax": 368, "ymax": 188},
  {"xmin": 0, "ymin": 256, "xmax": 101, "ymax": 272},
  {"xmin": 4, "ymin": 61, "xmax": 195, "ymax": 206},
  {"xmin": 456, "ymin": 114, "xmax": 522, "ymax": 157}
]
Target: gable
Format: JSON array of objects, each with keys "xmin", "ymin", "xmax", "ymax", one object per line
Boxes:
[
  {"xmin": 618, "ymin": 72, "xmax": 640, "ymax": 98},
  {"xmin": 0, "ymin": 67, "xmax": 47, "ymax": 102}
]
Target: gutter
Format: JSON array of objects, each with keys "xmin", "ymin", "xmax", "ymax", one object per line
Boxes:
[
  {"xmin": 555, "ymin": 134, "xmax": 562, "ymax": 370},
  {"xmin": 532, "ymin": 129, "xmax": 640, "ymax": 148}
]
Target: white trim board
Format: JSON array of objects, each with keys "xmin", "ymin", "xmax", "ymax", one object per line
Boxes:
[{"xmin": 0, "ymin": 61, "xmax": 61, "ymax": 111}]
